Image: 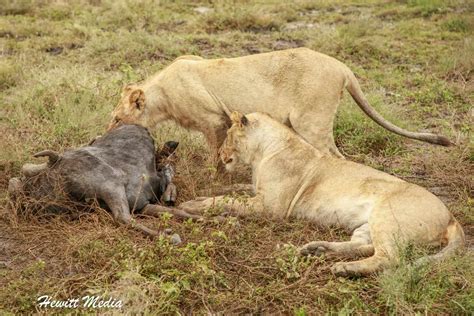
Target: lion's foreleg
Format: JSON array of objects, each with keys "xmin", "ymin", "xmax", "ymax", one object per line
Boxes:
[
  {"xmin": 196, "ymin": 184, "xmax": 255, "ymax": 197},
  {"xmin": 141, "ymin": 204, "xmax": 203, "ymax": 220},
  {"xmin": 178, "ymin": 195, "xmax": 264, "ymax": 217},
  {"xmin": 220, "ymin": 195, "xmax": 264, "ymax": 217},
  {"xmin": 300, "ymin": 223, "xmax": 373, "ymax": 258}
]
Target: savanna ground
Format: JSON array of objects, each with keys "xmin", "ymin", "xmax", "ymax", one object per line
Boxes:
[{"xmin": 0, "ymin": 0, "xmax": 473, "ymax": 314}]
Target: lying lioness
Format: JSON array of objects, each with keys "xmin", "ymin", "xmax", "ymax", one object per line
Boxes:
[
  {"xmin": 179, "ymin": 112, "xmax": 464, "ymax": 277},
  {"xmin": 109, "ymin": 48, "xmax": 451, "ymax": 158}
]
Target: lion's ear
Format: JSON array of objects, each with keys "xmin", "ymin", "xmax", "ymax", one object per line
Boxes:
[
  {"xmin": 230, "ymin": 111, "xmax": 248, "ymax": 127},
  {"xmin": 241, "ymin": 115, "xmax": 249, "ymax": 126},
  {"xmin": 129, "ymin": 89, "xmax": 145, "ymax": 111},
  {"xmin": 121, "ymin": 84, "xmax": 135, "ymax": 96},
  {"xmin": 230, "ymin": 111, "xmax": 241, "ymax": 124}
]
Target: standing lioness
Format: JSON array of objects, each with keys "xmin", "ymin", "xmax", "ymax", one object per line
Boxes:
[
  {"xmin": 109, "ymin": 48, "xmax": 451, "ymax": 158},
  {"xmin": 179, "ymin": 112, "xmax": 464, "ymax": 277}
]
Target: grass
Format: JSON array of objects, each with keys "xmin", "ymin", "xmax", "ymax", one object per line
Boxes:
[{"xmin": 0, "ymin": 0, "xmax": 473, "ymax": 314}]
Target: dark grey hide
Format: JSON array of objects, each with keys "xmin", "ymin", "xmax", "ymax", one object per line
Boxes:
[{"xmin": 8, "ymin": 124, "xmax": 196, "ymax": 237}]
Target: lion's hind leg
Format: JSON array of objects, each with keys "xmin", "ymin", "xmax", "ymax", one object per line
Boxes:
[
  {"xmin": 330, "ymin": 217, "xmax": 400, "ymax": 277},
  {"xmin": 300, "ymin": 224, "xmax": 374, "ymax": 258},
  {"xmin": 289, "ymin": 109, "xmax": 344, "ymax": 158},
  {"xmin": 300, "ymin": 223, "xmax": 390, "ymax": 277}
]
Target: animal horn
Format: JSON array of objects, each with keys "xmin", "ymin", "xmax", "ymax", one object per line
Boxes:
[
  {"xmin": 34, "ymin": 150, "xmax": 60, "ymax": 165},
  {"xmin": 21, "ymin": 163, "xmax": 48, "ymax": 177}
]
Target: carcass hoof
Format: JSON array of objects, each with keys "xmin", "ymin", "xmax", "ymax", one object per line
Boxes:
[
  {"xmin": 8, "ymin": 177, "xmax": 22, "ymax": 197},
  {"xmin": 163, "ymin": 229, "xmax": 182, "ymax": 245},
  {"xmin": 170, "ymin": 233, "xmax": 182, "ymax": 245}
]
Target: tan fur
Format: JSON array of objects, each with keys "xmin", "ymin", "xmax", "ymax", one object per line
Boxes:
[
  {"xmin": 109, "ymin": 48, "xmax": 451, "ymax": 158},
  {"xmin": 180, "ymin": 112, "xmax": 464, "ymax": 277}
]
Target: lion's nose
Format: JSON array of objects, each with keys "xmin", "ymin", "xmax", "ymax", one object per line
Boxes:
[{"xmin": 224, "ymin": 157, "xmax": 233, "ymax": 164}]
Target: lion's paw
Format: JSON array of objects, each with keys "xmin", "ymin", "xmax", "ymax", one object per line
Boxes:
[
  {"xmin": 299, "ymin": 242, "xmax": 327, "ymax": 256},
  {"xmin": 331, "ymin": 262, "xmax": 350, "ymax": 277},
  {"xmin": 180, "ymin": 197, "xmax": 226, "ymax": 212},
  {"xmin": 179, "ymin": 199, "xmax": 212, "ymax": 213}
]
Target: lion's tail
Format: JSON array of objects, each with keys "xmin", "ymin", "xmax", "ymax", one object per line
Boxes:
[
  {"xmin": 415, "ymin": 219, "xmax": 465, "ymax": 265},
  {"xmin": 344, "ymin": 70, "xmax": 453, "ymax": 147}
]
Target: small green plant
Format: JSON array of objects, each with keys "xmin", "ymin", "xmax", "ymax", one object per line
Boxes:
[
  {"xmin": 405, "ymin": 0, "xmax": 449, "ymax": 16},
  {"xmin": 119, "ymin": 63, "xmax": 141, "ymax": 83},
  {"xmin": 275, "ymin": 244, "xmax": 311, "ymax": 281},
  {"xmin": 442, "ymin": 18, "xmax": 469, "ymax": 33},
  {"xmin": 294, "ymin": 306, "xmax": 307, "ymax": 316}
]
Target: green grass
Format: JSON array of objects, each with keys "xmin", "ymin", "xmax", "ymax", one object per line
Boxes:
[
  {"xmin": 378, "ymin": 244, "xmax": 474, "ymax": 314},
  {"xmin": 1, "ymin": 0, "xmax": 473, "ymax": 314}
]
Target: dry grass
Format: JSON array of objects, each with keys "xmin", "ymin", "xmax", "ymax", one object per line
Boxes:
[{"xmin": 0, "ymin": 0, "xmax": 473, "ymax": 314}]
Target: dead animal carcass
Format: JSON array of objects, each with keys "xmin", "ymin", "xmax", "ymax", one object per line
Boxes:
[{"xmin": 8, "ymin": 124, "xmax": 200, "ymax": 237}]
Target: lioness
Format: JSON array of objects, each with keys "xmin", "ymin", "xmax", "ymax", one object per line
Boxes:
[
  {"xmin": 179, "ymin": 112, "xmax": 464, "ymax": 277},
  {"xmin": 109, "ymin": 48, "xmax": 451, "ymax": 158}
]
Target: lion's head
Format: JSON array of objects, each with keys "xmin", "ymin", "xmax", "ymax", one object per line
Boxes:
[
  {"xmin": 220, "ymin": 111, "xmax": 251, "ymax": 172},
  {"xmin": 108, "ymin": 85, "xmax": 148, "ymax": 130}
]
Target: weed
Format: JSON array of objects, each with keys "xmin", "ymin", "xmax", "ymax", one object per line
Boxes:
[
  {"xmin": 378, "ymin": 249, "xmax": 474, "ymax": 314},
  {"xmin": 275, "ymin": 244, "xmax": 311, "ymax": 280},
  {"xmin": 201, "ymin": 3, "xmax": 284, "ymax": 33},
  {"xmin": 0, "ymin": 60, "xmax": 21, "ymax": 90},
  {"xmin": 442, "ymin": 18, "xmax": 470, "ymax": 33}
]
